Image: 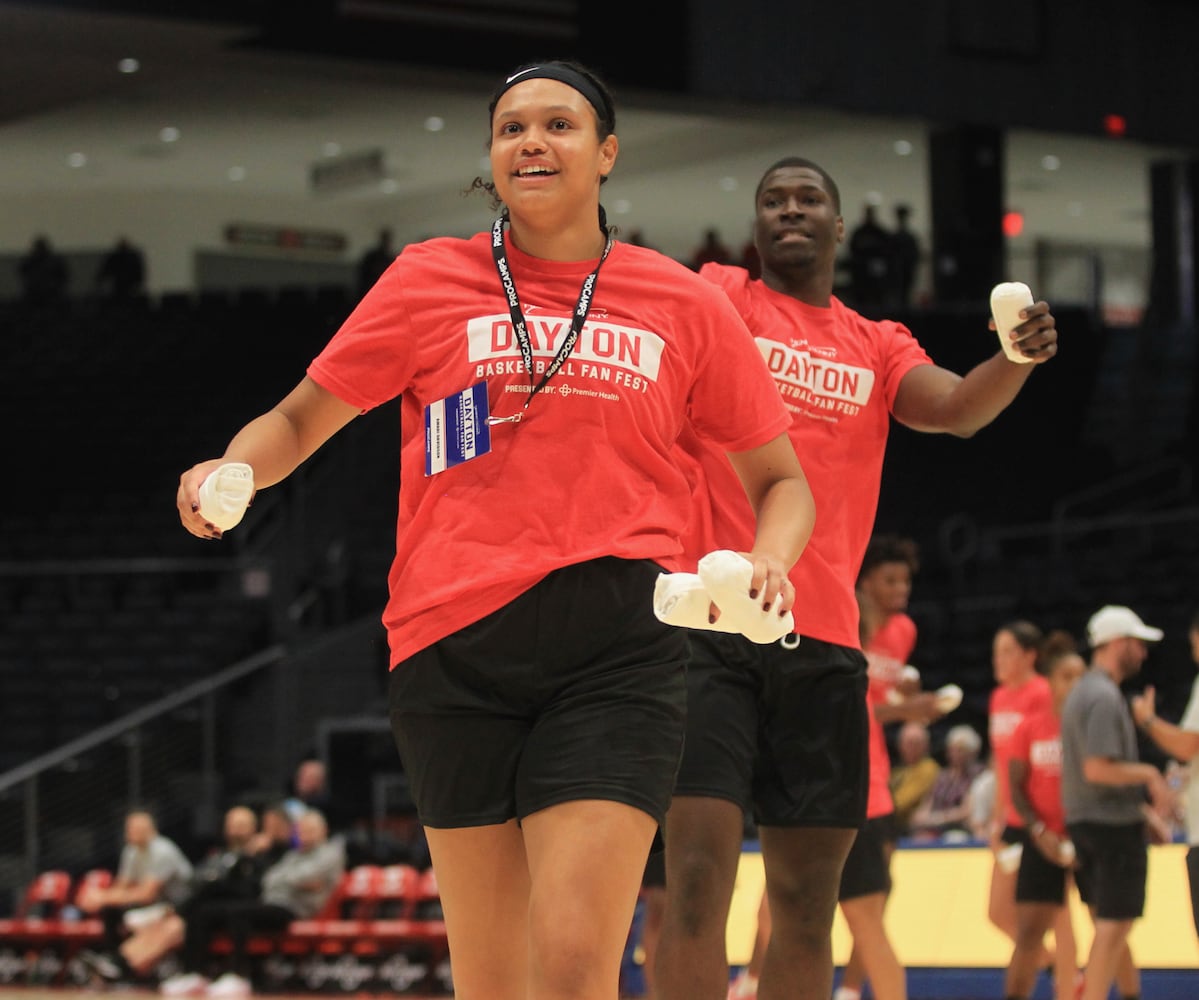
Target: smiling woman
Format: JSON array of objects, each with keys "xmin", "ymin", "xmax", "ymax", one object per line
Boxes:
[
  {"xmin": 467, "ymin": 60, "xmax": 618, "ymax": 263},
  {"xmin": 174, "ymin": 58, "xmax": 816, "ymax": 1000}
]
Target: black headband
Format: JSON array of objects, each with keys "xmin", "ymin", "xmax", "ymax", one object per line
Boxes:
[{"xmin": 491, "ymin": 64, "xmax": 612, "ymax": 128}]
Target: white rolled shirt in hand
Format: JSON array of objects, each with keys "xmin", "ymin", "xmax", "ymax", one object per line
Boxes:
[
  {"xmin": 653, "ymin": 549, "xmax": 795, "ymax": 645},
  {"xmin": 934, "ymin": 683, "xmax": 963, "ymax": 713},
  {"xmin": 197, "ymin": 462, "xmax": 254, "ymax": 531},
  {"xmin": 886, "ymin": 682, "xmax": 963, "ymax": 712}
]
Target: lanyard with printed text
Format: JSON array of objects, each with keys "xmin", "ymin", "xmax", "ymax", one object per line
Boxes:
[{"xmin": 489, "ymin": 215, "xmax": 613, "ymax": 416}]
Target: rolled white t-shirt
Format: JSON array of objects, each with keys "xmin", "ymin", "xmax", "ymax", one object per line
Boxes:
[{"xmin": 1178, "ymin": 675, "xmax": 1199, "ymax": 847}]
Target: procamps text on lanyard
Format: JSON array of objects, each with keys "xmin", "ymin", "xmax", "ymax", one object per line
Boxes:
[{"xmin": 490, "ymin": 215, "xmax": 613, "ymax": 410}]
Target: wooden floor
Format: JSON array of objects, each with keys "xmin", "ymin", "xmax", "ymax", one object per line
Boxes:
[{"xmin": 5, "ymin": 969, "xmax": 1199, "ymax": 1000}]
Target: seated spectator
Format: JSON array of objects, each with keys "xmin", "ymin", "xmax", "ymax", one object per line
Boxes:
[
  {"xmin": 283, "ymin": 758, "xmax": 355, "ymax": 836},
  {"xmin": 116, "ymin": 805, "xmax": 287, "ymax": 981},
  {"xmin": 738, "ymin": 234, "xmax": 760, "ymax": 279},
  {"xmin": 283, "ymin": 759, "xmax": 330, "ymax": 824},
  {"xmin": 18, "ymin": 235, "xmax": 69, "ymax": 305},
  {"xmin": 688, "ymin": 227, "xmax": 733, "ymax": 270},
  {"xmin": 356, "ymin": 228, "xmax": 395, "ymax": 297},
  {"xmin": 908, "ymin": 724, "xmax": 985, "ymax": 840},
  {"xmin": 77, "ymin": 809, "xmax": 193, "ymax": 981},
  {"xmin": 847, "ymin": 204, "xmax": 892, "ymax": 307},
  {"xmin": 889, "ymin": 721, "xmax": 941, "ymax": 835},
  {"xmin": 159, "ymin": 808, "xmax": 345, "ymax": 998},
  {"xmin": 248, "ymin": 803, "xmax": 295, "ymax": 862},
  {"xmin": 95, "ymin": 236, "xmax": 146, "ymax": 300},
  {"xmin": 967, "ymin": 755, "xmax": 997, "ymax": 841}
]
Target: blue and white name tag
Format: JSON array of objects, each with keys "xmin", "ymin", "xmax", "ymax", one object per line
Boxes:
[{"xmin": 425, "ymin": 382, "xmax": 493, "ymax": 476}]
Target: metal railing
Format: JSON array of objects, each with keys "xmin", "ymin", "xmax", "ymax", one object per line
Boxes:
[
  {"xmin": 0, "ymin": 645, "xmax": 286, "ymax": 910},
  {"xmin": 937, "ymin": 460, "xmax": 1197, "ymax": 579}
]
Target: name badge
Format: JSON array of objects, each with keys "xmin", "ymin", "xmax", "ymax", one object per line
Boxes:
[{"xmin": 425, "ymin": 382, "xmax": 493, "ymax": 476}]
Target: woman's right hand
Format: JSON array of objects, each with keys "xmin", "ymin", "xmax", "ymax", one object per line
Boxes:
[{"xmin": 177, "ymin": 459, "xmax": 227, "ymax": 539}]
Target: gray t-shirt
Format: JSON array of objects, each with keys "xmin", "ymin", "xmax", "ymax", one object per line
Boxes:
[
  {"xmin": 1060, "ymin": 667, "xmax": 1145, "ymax": 825},
  {"xmin": 260, "ymin": 836, "xmax": 345, "ymax": 918},
  {"xmin": 116, "ymin": 834, "xmax": 195, "ymax": 906}
]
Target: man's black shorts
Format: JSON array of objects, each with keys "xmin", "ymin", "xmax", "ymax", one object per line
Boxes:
[
  {"xmin": 673, "ymin": 630, "xmax": 868, "ymax": 828},
  {"xmin": 1066, "ymin": 821, "xmax": 1146, "ymax": 921}
]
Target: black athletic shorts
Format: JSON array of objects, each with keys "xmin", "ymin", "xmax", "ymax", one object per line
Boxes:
[
  {"xmin": 1015, "ymin": 835, "xmax": 1069, "ymax": 904},
  {"xmin": 387, "ymin": 557, "xmax": 688, "ymax": 830},
  {"xmin": 838, "ymin": 814, "xmax": 893, "ymax": 901},
  {"xmin": 1066, "ymin": 821, "xmax": 1146, "ymax": 920},
  {"xmin": 673, "ymin": 630, "xmax": 868, "ymax": 828}
]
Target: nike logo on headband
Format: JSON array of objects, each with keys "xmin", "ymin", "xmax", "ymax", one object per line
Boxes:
[{"xmin": 505, "ymin": 67, "xmax": 541, "ymax": 84}]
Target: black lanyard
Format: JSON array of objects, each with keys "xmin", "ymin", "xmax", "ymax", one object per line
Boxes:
[{"xmin": 489, "ymin": 215, "xmax": 613, "ymax": 410}]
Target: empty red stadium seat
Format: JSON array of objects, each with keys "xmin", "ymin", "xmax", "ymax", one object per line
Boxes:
[
  {"xmin": 407, "ymin": 867, "xmax": 447, "ymax": 950},
  {"xmin": 0, "ymin": 870, "xmax": 74, "ymax": 943},
  {"xmin": 356, "ymin": 864, "xmax": 420, "ymax": 955},
  {"xmin": 308, "ymin": 865, "xmax": 383, "ymax": 955}
]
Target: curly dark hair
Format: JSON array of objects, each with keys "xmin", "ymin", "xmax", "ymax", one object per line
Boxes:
[
  {"xmin": 857, "ymin": 533, "xmax": 920, "ymax": 582},
  {"xmin": 1039, "ymin": 628, "xmax": 1081, "ymax": 675}
]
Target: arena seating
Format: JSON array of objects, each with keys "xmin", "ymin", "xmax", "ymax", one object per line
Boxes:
[
  {"xmin": 0, "ymin": 869, "xmax": 109, "ymax": 985},
  {"xmin": 0, "ymin": 290, "xmax": 394, "ymax": 771},
  {"xmin": 0, "ymin": 870, "xmax": 74, "ymax": 943},
  {"xmin": 0, "ymin": 865, "xmax": 451, "ymax": 993}
]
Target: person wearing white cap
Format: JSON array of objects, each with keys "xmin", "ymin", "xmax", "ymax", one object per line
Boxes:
[
  {"xmin": 1131, "ymin": 609, "xmax": 1199, "ymax": 938},
  {"xmin": 1060, "ymin": 605, "xmax": 1173, "ymax": 1000},
  {"xmin": 1086, "ymin": 605, "xmax": 1165, "ymax": 649}
]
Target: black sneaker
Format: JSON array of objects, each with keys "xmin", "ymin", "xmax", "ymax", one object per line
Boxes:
[{"xmin": 79, "ymin": 949, "xmax": 124, "ymax": 982}]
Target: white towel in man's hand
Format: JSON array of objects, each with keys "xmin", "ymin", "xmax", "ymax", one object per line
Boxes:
[
  {"xmin": 653, "ymin": 550, "xmax": 795, "ymax": 645},
  {"xmin": 197, "ymin": 462, "xmax": 254, "ymax": 531}
]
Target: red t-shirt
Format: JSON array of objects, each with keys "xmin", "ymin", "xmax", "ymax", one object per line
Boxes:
[
  {"xmin": 988, "ymin": 675, "xmax": 1053, "ymax": 829},
  {"xmin": 864, "ymin": 613, "xmax": 918, "ymax": 819},
  {"xmin": 307, "ymin": 234, "xmax": 791, "ymax": 665},
  {"xmin": 1007, "ymin": 709, "xmax": 1066, "ymax": 835},
  {"xmin": 683, "ymin": 264, "xmax": 932, "ymax": 648}
]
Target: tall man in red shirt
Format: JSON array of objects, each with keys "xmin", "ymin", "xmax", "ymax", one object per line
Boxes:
[
  {"xmin": 729, "ymin": 534, "xmax": 945, "ymax": 1000},
  {"xmin": 654, "ymin": 157, "xmax": 1060, "ymax": 1000}
]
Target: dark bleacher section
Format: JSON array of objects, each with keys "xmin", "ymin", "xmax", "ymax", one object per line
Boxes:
[
  {"xmin": 0, "ymin": 573, "xmax": 270, "ymax": 754},
  {"xmin": 872, "ymin": 303, "xmax": 1109, "ymax": 533},
  {"xmin": 0, "ymin": 286, "xmax": 355, "ymax": 551},
  {"xmin": 0, "ymin": 287, "xmax": 400, "ymax": 769}
]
